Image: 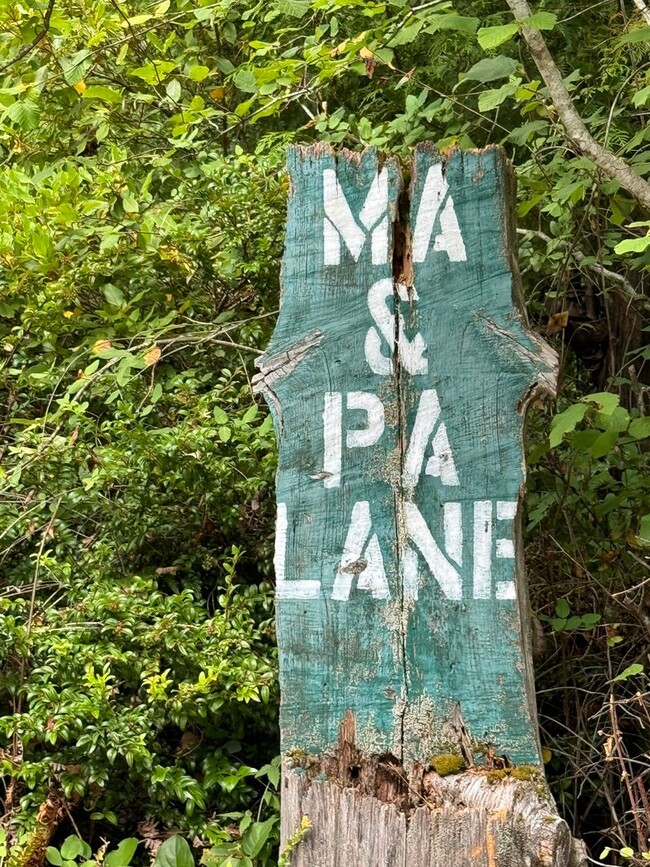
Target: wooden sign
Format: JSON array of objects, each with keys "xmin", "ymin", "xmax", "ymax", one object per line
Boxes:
[{"xmin": 255, "ymin": 144, "xmax": 582, "ymax": 866}]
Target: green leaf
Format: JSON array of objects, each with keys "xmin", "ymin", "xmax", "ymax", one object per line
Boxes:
[
  {"xmin": 581, "ymin": 613, "xmax": 601, "ymax": 627},
  {"xmin": 3, "ymin": 98, "xmax": 40, "ymax": 130},
  {"xmin": 188, "ymin": 65, "xmax": 210, "ymax": 82},
  {"xmin": 166, "ymin": 79, "xmax": 182, "ymax": 101},
  {"xmin": 621, "ymin": 847, "xmax": 635, "ymax": 858},
  {"xmin": 614, "ymin": 235, "xmax": 650, "ymax": 254},
  {"xmin": 215, "ymin": 56, "xmax": 236, "ymax": 74},
  {"xmin": 389, "ymin": 20, "xmax": 424, "ymax": 47},
  {"xmin": 612, "ymin": 663, "xmax": 644, "ymax": 682},
  {"xmin": 460, "ymin": 56, "xmax": 518, "ymax": 83},
  {"xmin": 233, "ymin": 69, "xmax": 257, "ymax": 93},
  {"xmin": 508, "ymin": 120, "xmax": 548, "ymax": 145},
  {"xmin": 61, "ymin": 838, "xmax": 84, "ymax": 860},
  {"xmin": 154, "ymin": 836, "xmax": 194, "ymax": 867},
  {"xmin": 590, "ymin": 429, "xmax": 617, "ymax": 459},
  {"xmin": 242, "ymin": 404, "xmax": 258, "ymax": 423},
  {"xmin": 60, "ymin": 50, "xmax": 92, "ymax": 85},
  {"xmin": 525, "ymin": 11, "xmax": 557, "ymax": 31},
  {"xmin": 630, "ymin": 417, "xmax": 650, "ymax": 439},
  {"xmin": 571, "ymin": 429, "xmax": 600, "ymax": 450},
  {"xmin": 477, "ymin": 23, "xmax": 518, "ymax": 51},
  {"xmin": 549, "ymin": 403, "xmax": 587, "ymax": 447},
  {"xmin": 596, "ymin": 406, "xmax": 629, "ymax": 433},
  {"xmin": 219, "ymin": 425, "xmax": 232, "ymax": 442},
  {"xmin": 82, "ymin": 86, "xmax": 122, "ymax": 104},
  {"xmin": 583, "ymin": 392, "xmax": 619, "ymax": 415},
  {"xmin": 104, "ymin": 284, "xmax": 126, "ymax": 307},
  {"xmin": 127, "ymin": 13, "xmax": 153, "ymax": 25},
  {"xmin": 131, "ymin": 62, "xmax": 177, "ymax": 85},
  {"xmin": 633, "ymin": 85, "xmax": 650, "ymax": 107},
  {"xmin": 241, "ymin": 818, "xmax": 277, "ymax": 858},
  {"xmin": 104, "ymin": 839, "xmax": 139, "ymax": 867},
  {"xmin": 619, "ymin": 25, "xmax": 650, "ymax": 44},
  {"xmin": 46, "ymin": 849, "xmax": 63, "ymax": 866},
  {"xmin": 277, "ymin": 0, "xmax": 310, "ymax": 18},
  {"xmin": 431, "ymin": 14, "xmax": 479, "ymax": 35},
  {"xmin": 555, "ymin": 598, "xmax": 570, "ymax": 618},
  {"xmin": 121, "ymin": 194, "xmax": 139, "ymax": 214},
  {"xmin": 639, "ymin": 515, "xmax": 650, "ymax": 547},
  {"xmin": 478, "ymin": 82, "xmax": 517, "ymax": 112}
]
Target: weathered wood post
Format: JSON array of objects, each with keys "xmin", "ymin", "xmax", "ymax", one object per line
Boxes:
[{"xmin": 254, "ymin": 144, "xmax": 586, "ymax": 866}]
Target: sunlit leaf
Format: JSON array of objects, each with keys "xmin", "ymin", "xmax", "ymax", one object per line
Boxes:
[
  {"xmin": 460, "ymin": 56, "xmax": 518, "ymax": 83},
  {"xmin": 477, "ymin": 23, "xmax": 518, "ymax": 50},
  {"xmin": 549, "ymin": 403, "xmax": 587, "ymax": 447},
  {"xmin": 612, "ymin": 664, "xmax": 644, "ymax": 682}
]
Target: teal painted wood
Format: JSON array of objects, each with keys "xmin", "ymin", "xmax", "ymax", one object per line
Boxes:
[{"xmin": 255, "ymin": 143, "xmax": 556, "ymax": 767}]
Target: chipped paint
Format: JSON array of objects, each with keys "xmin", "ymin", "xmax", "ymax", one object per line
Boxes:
[{"xmin": 258, "ymin": 144, "xmax": 558, "ymax": 773}]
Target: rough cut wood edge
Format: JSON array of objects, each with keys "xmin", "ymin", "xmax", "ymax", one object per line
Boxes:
[
  {"xmin": 281, "ymin": 760, "xmax": 587, "ymax": 867},
  {"xmin": 272, "ymin": 143, "xmax": 584, "ymax": 866}
]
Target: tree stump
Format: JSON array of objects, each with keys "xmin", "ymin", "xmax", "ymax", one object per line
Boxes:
[{"xmin": 255, "ymin": 143, "xmax": 586, "ymax": 866}]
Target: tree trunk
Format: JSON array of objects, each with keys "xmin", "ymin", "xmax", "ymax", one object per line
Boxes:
[{"xmin": 256, "ymin": 143, "xmax": 586, "ymax": 867}]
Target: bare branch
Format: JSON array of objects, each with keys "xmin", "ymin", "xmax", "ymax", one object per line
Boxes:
[
  {"xmin": 505, "ymin": 0, "xmax": 650, "ymax": 211},
  {"xmin": 0, "ymin": 0, "xmax": 56, "ymax": 75},
  {"xmin": 516, "ymin": 227, "xmax": 650, "ymax": 313}
]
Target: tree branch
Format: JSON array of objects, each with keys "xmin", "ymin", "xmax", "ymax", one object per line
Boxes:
[
  {"xmin": 505, "ymin": 0, "xmax": 650, "ymax": 211},
  {"xmin": 632, "ymin": 0, "xmax": 650, "ymax": 26},
  {"xmin": 516, "ymin": 227, "xmax": 650, "ymax": 312},
  {"xmin": 0, "ymin": 0, "xmax": 55, "ymax": 75}
]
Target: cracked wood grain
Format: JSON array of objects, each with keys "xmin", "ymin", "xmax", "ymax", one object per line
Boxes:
[{"xmin": 258, "ymin": 143, "xmax": 584, "ymax": 865}]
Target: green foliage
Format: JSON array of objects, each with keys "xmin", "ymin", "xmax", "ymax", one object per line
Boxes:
[
  {"xmin": 0, "ymin": 0, "xmax": 286, "ymax": 850},
  {"xmin": 527, "ymin": 385, "xmax": 650, "ymax": 853},
  {"xmin": 46, "ymin": 836, "xmax": 92, "ymax": 867},
  {"xmin": 277, "ymin": 818, "xmax": 310, "ymax": 867},
  {"xmin": 45, "ymin": 836, "xmax": 138, "ymax": 867},
  {"xmin": 539, "ymin": 598, "xmax": 601, "ymax": 634},
  {"xmin": 154, "ymin": 837, "xmax": 194, "ymax": 867},
  {"xmin": 538, "ymin": 393, "xmax": 649, "ymax": 547}
]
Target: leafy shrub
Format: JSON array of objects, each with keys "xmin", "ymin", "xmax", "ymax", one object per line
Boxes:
[
  {"xmin": 527, "ymin": 392, "xmax": 650, "ymax": 855},
  {"xmin": 0, "ymin": 138, "xmax": 284, "ymax": 853}
]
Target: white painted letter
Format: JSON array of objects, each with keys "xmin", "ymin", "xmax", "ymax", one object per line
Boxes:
[
  {"xmin": 322, "ymin": 392, "xmax": 385, "ymax": 488},
  {"xmin": 364, "ymin": 279, "xmax": 428, "ymax": 376},
  {"xmin": 323, "ymin": 168, "xmax": 389, "ymax": 265},
  {"xmin": 323, "ymin": 392, "xmax": 342, "ymax": 488},
  {"xmin": 403, "ymin": 390, "xmax": 459, "ymax": 490},
  {"xmin": 275, "ymin": 504, "xmax": 321, "ymax": 599},
  {"xmin": 443, "ymin": 502, "xmax": 463, "ymax": 566},
  {"xmin": 495, "ymin": 500, "xmax": 517, "ymax": 600},
  {"xmin": 472, "ymin": 500, "xmax": 492, "ymax": 599},
  {"xmin": 332, "ymin": 501, "xmax": 389, "ymax": 601},
  {"xmin": 346, "ymin": 392, "xmax": 385, "ymax": 449},
  {"xmin": 404, "ymin": 501, "xmax": 462, "ymax": 600},
  {"xmin": 425, "ymin": 423, "xmax": 460, "ymax": 486},
  {"xmin": 403, "ymin": 389, "xmax": 440, "ymax": 489},
  {"xmin": 412, "ymin": 164, "xmax": 466, "ymax": 263}
]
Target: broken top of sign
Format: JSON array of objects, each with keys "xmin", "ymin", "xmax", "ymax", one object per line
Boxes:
[{"xmin": 255, "ymin": 144, "xmax": 557, "ymax": 767}]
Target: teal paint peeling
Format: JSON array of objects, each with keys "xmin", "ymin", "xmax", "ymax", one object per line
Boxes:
[{"xmin": 255, "ymin": 144, "xmax": 556, "ymax": 767}]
